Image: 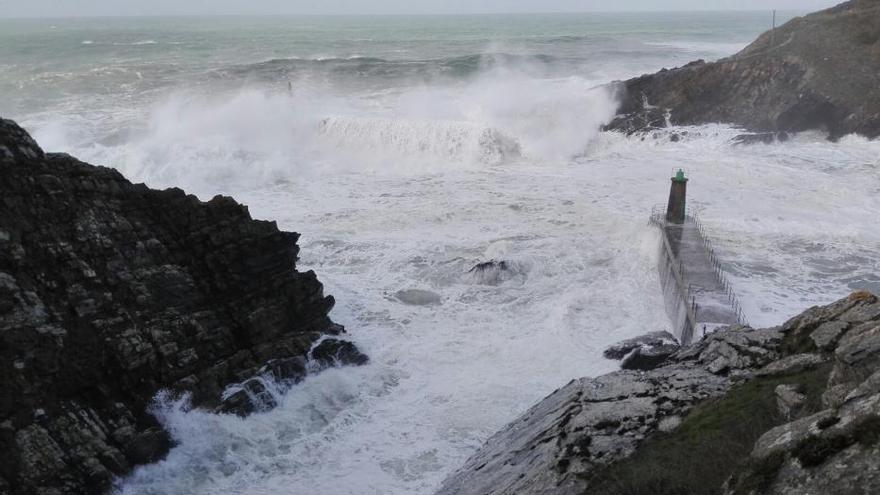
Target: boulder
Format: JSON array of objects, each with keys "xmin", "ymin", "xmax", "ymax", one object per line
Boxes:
[
  {"xmin": 603, "ymin": 330, "xmax": 679, "ymax": 360},
  {"xmin": 621, "ymin": 343, "xmax": 680, "ymax": 371},
  {"xmin": 311, "ymin": 338, "xmax": 370, "ymax": 367},
  {"xmin": 466, "ymin": 260, "xmax": 520, "ymax": 285}
]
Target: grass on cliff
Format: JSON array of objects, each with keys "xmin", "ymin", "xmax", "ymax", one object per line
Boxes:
[{"xmin": 583, "ymin": 364, "xmax": 831, "ymax": 495}]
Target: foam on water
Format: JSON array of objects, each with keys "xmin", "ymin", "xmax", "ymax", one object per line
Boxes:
[
  {"xmin": 114, "ymin": 118, "xmax": 878, "ymax": 495},
  {"xmin": 2, "ymin": 12, "xmax": 878, "ymax": 495}
]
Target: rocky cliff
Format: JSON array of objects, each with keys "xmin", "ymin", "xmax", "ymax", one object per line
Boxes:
[
  {"xmin": 0, "ymin": 118, "xmax": 365, "ymax": 495},
  {"xmin": 437, "ymin": 291, "xmax": 880, "ymax": 495},
  {"xmin": 605, "ymin": 0, "xmax": 880, "ymax": 140}
]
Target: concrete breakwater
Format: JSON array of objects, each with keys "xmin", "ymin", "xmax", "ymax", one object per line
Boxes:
[
  {"xmin": 650, "ymin": 207, "xmax": 748, "ymax": 345},
  {"xmin": 650, "ymin": 172, "xmax": 747, "ymax": 345}
]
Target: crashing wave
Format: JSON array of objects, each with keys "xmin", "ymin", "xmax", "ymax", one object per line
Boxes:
[{"xmin": 317, "ymin": 116, "xmax": 522, "ymax": 165}]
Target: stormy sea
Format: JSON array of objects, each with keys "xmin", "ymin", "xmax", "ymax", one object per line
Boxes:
[{"xmin": 1, "ymin": 11, "xmax": 878, "ymax": 494}]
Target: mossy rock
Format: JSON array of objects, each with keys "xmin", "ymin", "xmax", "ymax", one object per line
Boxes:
[{"xmin": 583, "ymin": 364, "xmax": 832, "ymax": 495}]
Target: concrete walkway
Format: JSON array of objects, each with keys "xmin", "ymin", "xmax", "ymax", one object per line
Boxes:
[{"xmin": 664, "ymin": 221, "xmax": 740, "ymax": 336}]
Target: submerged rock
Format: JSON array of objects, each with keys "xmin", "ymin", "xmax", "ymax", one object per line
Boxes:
[
  {"xmin": 466, "ymin": 259, "xmax": 523, "ymax": 286},
  {"xmin": 605, "ymin": 1, "xmax": 880, "ymax": 140},
  {"xmin": 394, "ymin": 289, "xmax": 443, "ymax": 306},
  {"xmin": 312, "ymin": 338, "xmax": 370, "ymax": 367},
  {"xmin": 0, "ymin": 118, "xmax": 366, "ymax": 494}
]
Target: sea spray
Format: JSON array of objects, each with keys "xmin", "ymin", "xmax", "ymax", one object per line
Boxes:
[{"xmin": 3, "ymin": 13, "xmax": 877, "ymax": 495}]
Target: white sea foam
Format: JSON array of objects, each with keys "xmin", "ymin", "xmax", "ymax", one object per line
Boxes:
[
  {"xmin": 317, "ymin": 116, "xmax": 522, "ymax": 165},
  {"xmin": 7, "ymin": 14, "xmax": 879, "ymax": 495},
  {"xmin": 111, "ymin": 115, "xmax": 878, "ymax": 495}
]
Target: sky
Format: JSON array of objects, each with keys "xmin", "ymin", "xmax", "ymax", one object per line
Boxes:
[{"xmin": 0, "ymin": 0, "xmax": 844, "ymax": 18}]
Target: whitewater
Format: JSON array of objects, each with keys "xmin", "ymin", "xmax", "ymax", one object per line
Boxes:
[{"xmin": 1, "ymin": 12, "xmax": 878, "ymax": 495}]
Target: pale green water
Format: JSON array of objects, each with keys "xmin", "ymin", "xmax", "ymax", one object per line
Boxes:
[{"xmin": 0, "ymin": 12, "xmax": 794, "ymax": 119}]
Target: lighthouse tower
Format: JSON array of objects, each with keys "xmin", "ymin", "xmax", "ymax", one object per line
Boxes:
[{"xmin": 666, "ymin": 169, "xmax": 688, "ymax": 224}]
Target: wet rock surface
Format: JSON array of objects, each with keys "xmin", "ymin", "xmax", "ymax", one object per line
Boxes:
[
  {"xmin": 437, "ymin": 292, "xmax": 880, "ymax": 495},
  {"xmin": 604, "ymin": 1, "xmax": 880, "ymax": 140},
  {"xmin": 466, "ymin": 260, "xmax": 522, "ymax": 285},
  {"xmin": 0, "ymin": 118, "xmax": 365, "ymax": 494},
  {"xmin": 602, "ymin": 330, "xmax": 678, "ymax": 360},
  {"xmin": 603, "ymin": 330, "xmax": 680, "ymax": 371}
]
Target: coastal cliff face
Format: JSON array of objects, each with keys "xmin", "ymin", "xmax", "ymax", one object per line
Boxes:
[
  {"xmin": 437, "ymin": 292, "xmax": 880, "ymax": 495},
  {"xmin": 606, "ymin": 0, "xmax": 880, "ymax": 140},
  {"xmin": 0, "ymin": 118, "xmax": 364, "ymax": 495}
]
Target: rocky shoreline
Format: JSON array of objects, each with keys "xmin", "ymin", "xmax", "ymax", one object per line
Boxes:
[
  {"xmin": 0, "ymin": 118, "xmax": 366, "ymax": 495},
  {"xmin": 604, "ymin": 0, "xmax": 880, "ymax": 140},
  {"xmin": 436, "ymin": 291, "xmax": 880, "ymax": 494}
]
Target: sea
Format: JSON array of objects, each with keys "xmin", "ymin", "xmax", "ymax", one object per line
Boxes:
[{"xmin": 1, "ymin": 11, "xmax": 878, "ymax": 495}]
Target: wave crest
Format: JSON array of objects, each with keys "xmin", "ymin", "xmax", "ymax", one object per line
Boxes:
[{"xmin": 318, "ymin": 116, "xmax": 522, "ymax": 165}]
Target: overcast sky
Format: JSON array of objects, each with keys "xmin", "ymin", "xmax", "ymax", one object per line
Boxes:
[{"xmin": 0, "ymin": 0, "xmax": 843, "ymax": 18}]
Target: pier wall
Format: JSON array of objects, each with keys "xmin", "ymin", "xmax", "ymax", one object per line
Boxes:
[{"xmin": 650, "ymin": 206, "xmax": 747, "ymax": 345}]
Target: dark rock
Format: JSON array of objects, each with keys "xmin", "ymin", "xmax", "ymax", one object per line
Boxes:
[
  {"xmin": 603, "ymin": 331, "xmax": 678, "ymax": 360},
  {"xmin": 604, "ymin": 1, "xmax": 880, "ymax": 140},
  {"xmin": 121, "ymin": 428, "xmax": 172, "ymax": 466},
  {"xmin": 215, "ymin": 338, "xmax": 367, "ymax": 416},
  {"xmin": 261, "ymin": 356, "xmax": 308, "ymax": 383},
  {"xmin": 469, "ymin": 260, "xmax": 510, "ymax": 273},
  {"xmin": 217, "ymin": 378, "xmax": 278, "ymax": 417},
  {"xmin": 466, "ymin": 260, "xmax": 521, "ymax": 286},
  {"xmin": 0, "ymin": 118, "xmax": 366, "ymax": 494},
  {"xmin": 312, "ymin": 338, "xmax": 370, "ymax": 367}
]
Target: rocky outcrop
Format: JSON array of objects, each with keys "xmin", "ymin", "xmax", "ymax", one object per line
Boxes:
[
  {"xmin": 0, "ymin": 118, "xmax": 365, "ymax": 494},
  {"xmin": 605, "ymin": 0, "xmax": 880, "ymax": 140},
  {"xmin": 437, "ymin": 292, "xmax": 880, "ymax": 495},
  {"xmin": 725, "ymin": 291, "xmax": 880, "ymax": 494}
]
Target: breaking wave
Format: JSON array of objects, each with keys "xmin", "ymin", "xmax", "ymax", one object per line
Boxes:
[
  {"xmin": 318, "ymin": 116, "xmax": 522, "ymax": 165},
  {"xmin": 32, "ymin": 68, "xmax": 617, "ymax": 191},
  {"xmin": 222, "ymin": 53, "xmax": 564, "ymax": 83}
]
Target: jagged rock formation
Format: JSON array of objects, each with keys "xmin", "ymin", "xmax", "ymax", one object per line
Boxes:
[
  {"xmin": 436, "ymin": 292, "xmax": 880, "ymax": 495},
  {"xmin": 0, "ymin": 118, "xmax": 365, "ymax": 494},
  {"xmin": 605, "ymin": 0, "xmax": 880, "ymax": 140}
]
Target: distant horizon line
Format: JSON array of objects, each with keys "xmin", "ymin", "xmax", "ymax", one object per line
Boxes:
[{"xmin": 0, "ymin": 8, "xmax": 809, "ymax": 21}]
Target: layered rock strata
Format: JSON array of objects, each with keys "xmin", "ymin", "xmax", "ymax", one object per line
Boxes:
[
  {"xmin": 0, "ymin": 118, "xmax": 364, "ymax": 494},
  {"xmin": 605, "ymin": 0, "xmax": 880, "ymax": 140},
  {"xmin": 437, "ymin": 292, "xmax": 880, "ymax": 495}
]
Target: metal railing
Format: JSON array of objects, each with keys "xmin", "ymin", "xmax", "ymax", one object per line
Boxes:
[
  {"xmin": 649, "ymin": 204, "xmax": 749, "ymax": 342},
  {"xmin": 652, "ymin": 221, "xmax": 698, "ymax": 345},
  {"xmin": 685, "ymin": 210, "xmax": 749, "ymax": 327}
]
